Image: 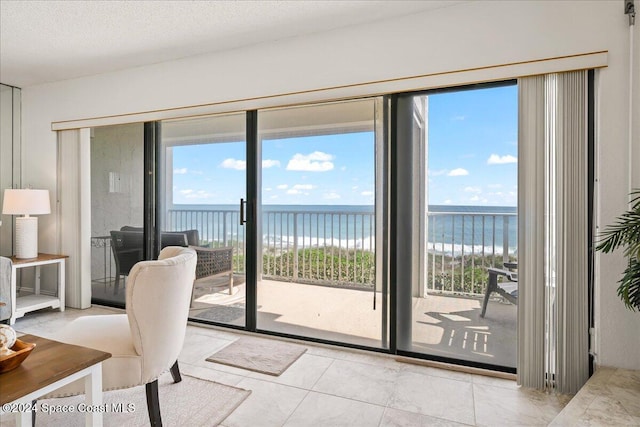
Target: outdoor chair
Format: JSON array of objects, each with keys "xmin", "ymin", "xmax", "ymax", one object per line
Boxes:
[
  {"xmin": 110, "ymin": 230, "xmax": 144, "ymax": 295},
  {"xmin": 480, "ymin": 262, "xmax": 518, "ymax": 318},
  {"xmin": 45, "ymin": 246, "xmax": 197, "ymax": 427},
  {"xmin": 111, "ymin": 227, "xmax": 234, "ymax": 302},
  {"xmin": 191, "ymin": 245, "xmax": 234, "ymax": 305}
]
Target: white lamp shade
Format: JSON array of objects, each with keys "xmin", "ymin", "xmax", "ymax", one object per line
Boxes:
[{"xmin": 2, "ymin": 189, "xmax": 51, "ymax": 215}]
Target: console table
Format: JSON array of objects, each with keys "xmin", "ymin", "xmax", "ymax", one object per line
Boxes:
[
  {"xmin": 9, "ymin": 254, "xmax": 68, "ymax": 325},
  {"xmin": 0, "ymin": 334, "xmax": 111, "ymax": 427}
]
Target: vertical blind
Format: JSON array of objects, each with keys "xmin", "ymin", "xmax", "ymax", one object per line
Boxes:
[{"xmin": 518, "ymin": 70, "xmax": 589, "ymax": 394}]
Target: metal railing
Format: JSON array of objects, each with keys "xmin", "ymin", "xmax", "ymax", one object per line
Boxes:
[
  {"xmin": 262, "ymin": 210, "xmax": 375, "ymax": 287},
  {"xmin": 425, "ymin": 212, "xmax": 517, "ymax": 296},
  {"xmin": 165, "ymin": 208, "xmax": 517, "ymax": 294}
]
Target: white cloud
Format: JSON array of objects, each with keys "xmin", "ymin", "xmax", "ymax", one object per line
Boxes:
[
  {"xmin": 265, "ymin": 187, "xmax": 272, "ymax": 192},
  {"xmin": 448, "ymin": 168, "xmax": 469, "ymax": 176},
  {"xmin": 286, "ymin": 184, "xmax": 315, "ymax": 195},
  {"xmin": 487, "ymin": 154, "xmax": 517, "ymax": 165},
  {"xmin": 444, "ymin": 199, "xmax": 453, "ymax": 205},
  {"xmin": 488, "ymin": 184, "xmax": 503, "ymax": 189},
  {"xmin": 262, "ymin": 159, "xmax": 281, "ymax": 168},
  {"xmin": 464, "ymin": 186, "xmax": 482, "ymax": 193},
  {"xmin": 179, "ymin": 189, "xmax": 193, "ymax": 195},
  {"xmin": 276, "ymin": 184, "xmax": 288, "ymax": 190},
  {"xmin": 324, "ymin": 192, "xmax": 341, "ymax": 200},
  {"xmin": 220, "ymin": 158, "xmax": 246, "ymax": 170},
  {"xmin": 340, "ymin": 166, "xmax": 347, "ymax": 171},
  {"xmin": 352, "ymin": 185, "xmax": 359, "ymax": 191},
  {"xmin": 470, "ymin": 195, "xmax": 480, "ymax": 202},
  {"xmin": 286, "ymin": 151, "xmax": 334, "ymax": 172},
  {"xmin": 174, "ymin": 168, "xmax": 188, "ymax": 174},
  {"xmin": 361, "ymin": 191, "xmax": 374, "ymax": 196},
  {"xmin": 452, "ymin": 115, "xmax": 466, "ymax": 121},
  {"xmin": 429, "ymin": 169, "xmax": 448, "ymax": 177}
]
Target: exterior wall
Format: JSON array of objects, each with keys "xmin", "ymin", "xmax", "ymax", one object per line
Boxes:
[
  {"xmin": 17, "ymin": 1, "xmax": 640, "ymax": 368},
  {"xmin": 90, "ymin": 123, "xmax": 144, "ymax": 280}
]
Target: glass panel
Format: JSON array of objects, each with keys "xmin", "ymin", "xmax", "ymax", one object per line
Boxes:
[
  {"xmin": 400, "ymin": 84, "xmax": 518, "ymax": 369},
  {"xmin": 0, "ymin": 84, "xmax": 20, "ymax": 257},
  {"xmin": 159, "ymin": 113, "xmax": 246, "ymax": 327},
  {"xmin": 257, "ymin": 99, "xmax": 387, "ymax": 348},
  {"xmin": 90, "ymin": 123, "xmax": 145, "ymax": 306}
]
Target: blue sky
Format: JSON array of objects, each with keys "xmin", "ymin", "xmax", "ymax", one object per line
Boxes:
[
  {"xmin": 427, "ymin": 84, "xmax": 518, "ymax": 206},
  {"xmin": 171, "ymin": 84, "xmax": 517, "ymax": 206}
]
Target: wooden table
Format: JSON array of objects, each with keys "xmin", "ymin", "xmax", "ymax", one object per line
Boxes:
[
  {"xmin": 9, "ymin": 253, "xmax": 68, "ymax": 325},
  {"xmin": 0, "ymin": 334, "xmax": 111, "ymax": 427}
]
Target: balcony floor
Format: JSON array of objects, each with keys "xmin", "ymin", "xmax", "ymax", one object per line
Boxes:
[{"xmin": 188, "ymin": 277, "xmax": 517, "ymax": 369}]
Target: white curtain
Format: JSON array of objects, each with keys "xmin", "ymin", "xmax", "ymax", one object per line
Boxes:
[{"xmin": 518, "ymin": 70, "xmax": 589, "ymax": 394}]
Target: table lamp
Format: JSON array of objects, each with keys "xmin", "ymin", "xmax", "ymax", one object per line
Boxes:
[{"xmin": 2, "ymin": 189, "xmax": 51, "ymax": 259}]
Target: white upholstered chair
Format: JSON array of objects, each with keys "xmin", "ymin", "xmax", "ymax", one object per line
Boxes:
[{"xmin": 47, "ymin": 246, "xmax": 197, "ymax": 426}]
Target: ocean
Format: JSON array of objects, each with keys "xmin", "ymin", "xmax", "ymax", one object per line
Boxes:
[{"xmin": 166, "ymin": 204, "xmax": 517, "ymax": 256}]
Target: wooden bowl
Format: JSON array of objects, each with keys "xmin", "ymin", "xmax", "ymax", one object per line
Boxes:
[{"xmin": 0, "ymin": 339, "xmax": 36, "ymax": 374}]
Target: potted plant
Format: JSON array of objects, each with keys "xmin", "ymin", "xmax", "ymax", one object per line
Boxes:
[{"xmin": 596, "ymin": 189, "xmax": 640, "ymax": 311}]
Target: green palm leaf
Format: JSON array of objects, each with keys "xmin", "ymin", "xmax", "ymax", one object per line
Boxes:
[{"xmin": 597, "ymin": 189, "xmax": 640, "ymax": 311}]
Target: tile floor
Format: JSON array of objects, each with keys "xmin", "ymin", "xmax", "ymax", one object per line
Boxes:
[{"xmin": 9, "ymin": 306, "xmax": 570, "ymax": 426}]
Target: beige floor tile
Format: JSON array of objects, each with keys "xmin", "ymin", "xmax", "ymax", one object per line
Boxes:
[
  {"xmin": 388, "ymin": 370, "xmax": 475, "ymax": 425},
  {"xmin": 399, "ymin": 362, "xmax": 474, "ymax": 383},
  {"xmin": 283, "ymin": 392, "xmax": 385, "ymax": 427},
  {"xmin": 312, "ymin": 359, "xmax": 399, "ymax": 406},
  {"xmin": 471, "ymin": 373, "xmax": 518, "ymax": 389},
  {"xmin": 223, "ymin": 378, "xmax": 308, "ymax": 427},
  {"xmin": 379, "ymin": 407, "xmax": 472, "ymax": 427},
  {"xmin": 474, "ymin": 383, "xmax": 565, "ymax": 426},
  {"xmin": 248, "ymin": 353, "xmax": 334, "ymax": 389}
]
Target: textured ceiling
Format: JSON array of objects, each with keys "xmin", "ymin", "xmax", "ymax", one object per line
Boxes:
[{"xmin": 0, "ymin": 0, "xmax": 463, "ymax": 88}]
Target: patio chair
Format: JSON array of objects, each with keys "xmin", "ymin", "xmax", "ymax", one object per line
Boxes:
[
  {"xmin": 190, "ymin": 245, "xmax": 234, "ymax": 306},
  {"xmin": 110, "ymin": 230, "xmax": 144, "ymax": 295},
  {"xmin": 156, "ymin": 229, "xmax": 234, "ymax": 298},
  {"xmin": 480, "ymin": 262, "xmax": 518, "ymax": 318}
]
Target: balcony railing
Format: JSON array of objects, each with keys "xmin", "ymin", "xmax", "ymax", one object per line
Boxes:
[
  {"xmin": 165, "ymin": 208, "xmax": 517, "ymax": 295},
  {"xmin": 425, "ymin": 211, "xmax": 517, "ymax": 296}
]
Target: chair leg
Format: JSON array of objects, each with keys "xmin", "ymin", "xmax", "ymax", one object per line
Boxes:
[
  {"xmin": 145, "ymin": 380, "xmax": 162, "ymax": 427},
  {"xmin": 113, "ymin": 272, "xmax": 120, "ymax": 295},
  {"xmin": 170, "ymin": 360, "xmax": 182, "ymax": 383},
  {"xmin": 481, "ymin": 272, "xmax": 498, "ymax": 318}
]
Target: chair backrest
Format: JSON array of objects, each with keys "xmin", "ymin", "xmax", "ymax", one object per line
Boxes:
[
  {"xmin": 159, "ymin": 232, "xmax": 188, "ymax": 249},
  {"xmin": 125, "ymin": 246, "xmax": 197, "ymax": 384},
  {"xmin": 110, "ymin": 230, "xmax": 144, "ymax": 275}
]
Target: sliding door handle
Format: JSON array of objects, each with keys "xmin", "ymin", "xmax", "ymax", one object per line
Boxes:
[{"xmin": 240, "ymin": 198, "xmax": 247, "ymax": 225}]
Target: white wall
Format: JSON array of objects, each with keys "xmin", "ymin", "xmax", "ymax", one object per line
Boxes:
[{"xmin": 18, "ymin": 1, "xmax": 640, "ymax": 369}]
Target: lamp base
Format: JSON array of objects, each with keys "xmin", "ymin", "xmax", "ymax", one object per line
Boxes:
[{"xmin": 15, "ymin": 216, "xmax": 38, "ymax": 259}]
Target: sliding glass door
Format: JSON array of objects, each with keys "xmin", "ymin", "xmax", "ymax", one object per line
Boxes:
[
  {"xmin": 86, "ymin": 86, "xmax": 523, "ymax": 371},
  {"xmin": 256, "ymin": 99, "xmax": 388, "ymax": 348},
  {"xmin": 90, "ymin": 123, "xmax": 145, "ymax": 306},
  {"xmin": 395, "ymin": 83, "xmax": 518, "ymax": 370},
  {"xmin": 159, "ymin": 113, "xmax": 247, "ymax": 327}
]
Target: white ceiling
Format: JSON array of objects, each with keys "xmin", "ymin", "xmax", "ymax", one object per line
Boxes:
[{"xmin": 0, "ymin": 0, "xmax": 463, "ymax": 88}]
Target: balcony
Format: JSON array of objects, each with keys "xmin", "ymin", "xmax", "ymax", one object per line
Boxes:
[{"xmin": 92, "ymin": 207, "xmax": 517, "ymax": 368}]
